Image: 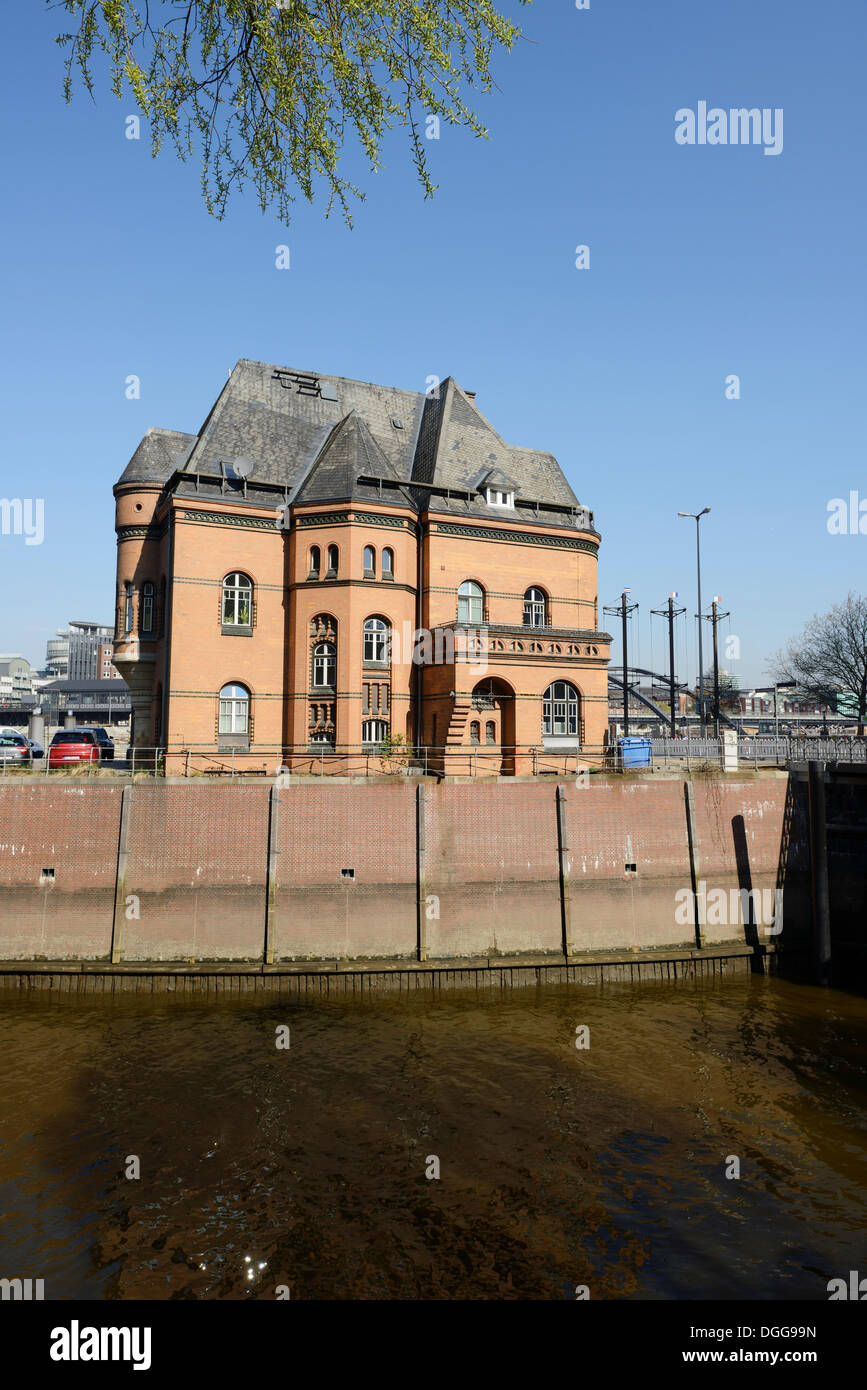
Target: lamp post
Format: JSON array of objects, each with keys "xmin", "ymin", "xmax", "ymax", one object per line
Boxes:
[{"xmin": 678, "ymin": 508, "xmax": 710, "ymax": 731}]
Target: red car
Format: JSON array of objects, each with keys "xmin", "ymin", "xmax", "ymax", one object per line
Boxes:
[{"xmin": 48, "ymin": 730, "xmax": 101, "ymax": 767}]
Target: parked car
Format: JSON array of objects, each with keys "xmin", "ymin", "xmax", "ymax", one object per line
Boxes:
[
  {"xmin": 48, "ymin": 729, "xmax": 100, "ymax": 767},
  {"xmin": 1, "ymin": 727, "xmax": 46, "ymax": 758},
  {"xmin": 77, "ymin": 726, "xmax": 115, "ymax": 760},
  {"xmin": 0, "ymin": 732, "xmax": 33, "ymax": 766}
]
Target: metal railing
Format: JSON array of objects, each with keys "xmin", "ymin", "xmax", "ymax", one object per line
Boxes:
[
  {"xmin": 9, "ymin": 735, "xmax": 865, "ymax": 779},
  {"xmin": 650, "ymin": 735, "xmax": 867, "ymax": 769},
  {"xmin": 97, "ymin": 744, "xmax": 611, "ymax": 780}
]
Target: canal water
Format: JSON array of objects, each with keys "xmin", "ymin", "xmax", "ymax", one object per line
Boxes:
[{"xmin": 1, "ymin": 975, "xmax": 865, "ymax": 1300}]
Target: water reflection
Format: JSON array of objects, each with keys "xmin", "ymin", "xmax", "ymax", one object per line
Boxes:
[{"xmin": 0, "ymin": 976, "xmax": 864, "ymax": 1300}]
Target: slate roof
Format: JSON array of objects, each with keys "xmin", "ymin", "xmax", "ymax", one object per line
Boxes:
[
  {"xmin": 117, "ymin": 427, "xmax": 197, "ymax": 485},
  {"xmin": 116, "ymin": 359, "xmax": 594, "ymax": 530}
]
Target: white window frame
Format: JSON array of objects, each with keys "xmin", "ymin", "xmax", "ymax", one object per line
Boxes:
[
  {"xmin": 486, "ymin": 488, "xmax": 514, "ymax": 508},
  {"xmin": 542, "ymin": 681, "xmax": 580, "ymax": 737},
  {"xmin": 219, "ymin": 683, "xmax": 249, "ymax": 734},
  {"xmin": 457, "ymin": 581, "xmax": 484, "ymax": 625},
  {"xmin": 362, "ymin": 719, "xmax": 389, "ymax": 746},
  {"xmin": 312, "ymin": 641, "xmax": 336, "ymax": 687},
  {"xmin": 363, "ymin": 618, "xmax": 389, "ymax": 664},
  {"xmin": 523, "ymin": 587, "xmax": 547, "ymax": 627},
  {"xmin": 222, "ymin": 572, "xmax": 253, "ymax": 627}
]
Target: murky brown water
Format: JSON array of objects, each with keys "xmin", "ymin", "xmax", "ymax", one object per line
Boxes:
[{"xmin": 0, "ymin": 975, "xmax": 865, "ymax": 1300}]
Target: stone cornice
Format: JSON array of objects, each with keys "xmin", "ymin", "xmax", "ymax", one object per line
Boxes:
[
  {"xmin": 296, "ymin": 511, "xmax": 409, "ymax": 530},
  {"xmin": 430, "ymin": 522, "xmax": 599, "ymax": 553},
  {"xmin": 116, "ymin": 523, "xmax": 165, "ymax": 543},
  {"xmin": 177, "ymin": 510, "xmax": 278, "ymax": 533}
]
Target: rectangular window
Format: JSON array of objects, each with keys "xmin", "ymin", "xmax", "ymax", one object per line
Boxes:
[
  {"xmin": 219, "ymin": 698, "xmax": 248, "ymax": 734},
  {"xmin": 362, "ymin": 719, "xmax": 388, "ymax": 745},
  {"xmin": 458, "ymin": 594, "xmax": 483, "ymax": 624}
]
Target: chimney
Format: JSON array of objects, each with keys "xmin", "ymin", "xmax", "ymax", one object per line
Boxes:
[{"xmin": 465, "ymin": 390, "xmax": 476, "ymax": 402}]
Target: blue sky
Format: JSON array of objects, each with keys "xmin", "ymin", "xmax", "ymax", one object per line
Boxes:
[{"xmin": 1, "ymin": 0, "xmax": 864, "ymax": 685}]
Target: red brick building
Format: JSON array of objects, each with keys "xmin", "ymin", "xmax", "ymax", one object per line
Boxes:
[{"xmin": 113, "ymin": 361, "xmax": 611, "ymax": 774}]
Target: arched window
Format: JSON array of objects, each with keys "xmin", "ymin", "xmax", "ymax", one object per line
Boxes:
[
  {"xmin": 363, "ymin": 545, "xmax": 376, "ymax": 577},
  {"xmin": 486, "ymin": 720, "xmax": 496, "ymax": 744},
  {"xmin": 124, "ymin": 582, "xmax": 134, "ymax": 634},
  {"xmin": 542, "ymin": 681, "xmax": 581, "ymax": 738},
  {"xmin": 382, "ymin": 547, "xmax": 394, "ymax": 578},
  {"xmin": 308, "ymin": 545, "xmax": 321, "ymax": 577},
  {"xmin": 469, "ymin": 721, "xmax": 481, "ymax": 745},
  {"xmin": 363, "ymin": 617, "xmax": 390, "ymax": 664},
  {"xmin": 219, "ymin": 682, "xmax": 249, "ymax": 734},
  {"xmin": 140, "ymin": 581, "xmax": 154, "ymax": 635},
  {"xmin": 523, "ymin": 587, "xmax": 547, "ymax": 627},
  {"xmin": 458, "ymin": 580, "xmax": 484, "ymax": 624},
  {"xmin": 222, "ymin": 572, "xmax": 252, "ymax": 627},
  {"xmin": 362, "ymin": 719, "xmax": 389, "ymax": 746},
  {"xmin": 326, "ymin": 544, "xmax": 339, "ymax": 577},
  {"xmin": 312, "ymin": 641, "xmax": 336, "ymax": 688}
]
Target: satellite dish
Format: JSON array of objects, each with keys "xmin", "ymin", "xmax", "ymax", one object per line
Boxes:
[{"xmin": 227, "ymin": 457, "xmax": 253, "ymax": 480}]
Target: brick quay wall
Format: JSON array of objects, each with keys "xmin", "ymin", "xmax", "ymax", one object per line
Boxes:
[{"xmin": 0, "ymin": 774, "xmax": 814, "ymax": 981}]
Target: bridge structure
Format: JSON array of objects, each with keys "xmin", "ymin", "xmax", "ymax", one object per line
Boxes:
[{"xmin": 607, "ymin": 667, "xmax": 741, "ymax": 734}]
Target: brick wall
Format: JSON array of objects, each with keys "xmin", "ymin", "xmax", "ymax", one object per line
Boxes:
[
  {"xmin": 0, "ymin": 784, "xmax": 123, "ymax": 959},
  {"xmin": 275, "ymin": 784, "xmax": 416, "ymax": 959},
  {"xmin": 121, "ymin": 784, "xmax": 270, "ymax": 960},
  {"xmin": 0, "ymin": 776, "xmax": 808, "ymax": 963},
  {"xmin": 426, "ymin": 783, "xmax": 561, "ymax": 956}
]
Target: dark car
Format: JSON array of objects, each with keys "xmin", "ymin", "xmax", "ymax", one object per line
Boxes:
[
  {"xmin": 77, "ymin": 726, "xmax": 115, "ymax": 760},
  {"xmin": 25, "ymin": 737, "xmax": 44, "ymax": 758},
  {"xmin": 0, "ymin": 732, "xmax": 33, "ymax": 766},
  {"xmin": 48, "ymin": 730, "xmax": 100, "ymax": 767}
]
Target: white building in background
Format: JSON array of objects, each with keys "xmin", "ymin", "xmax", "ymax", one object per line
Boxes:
[
  {"xmin": 0, "ymin": 655, "xmax": 32, "ymax": 700},
  {"xmin": 44, "ymin": 631, "xmax": 70, "ymax": 677}
]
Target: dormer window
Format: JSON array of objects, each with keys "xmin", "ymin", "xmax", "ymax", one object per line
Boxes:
[{"xmin": 486, "ymin": 488, "xmax": 514, "ymax": 508}]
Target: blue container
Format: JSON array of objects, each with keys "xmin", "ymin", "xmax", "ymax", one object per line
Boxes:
[{"xmin": 618, "ymin": 736, "xmax": 651, "ymax": 768}]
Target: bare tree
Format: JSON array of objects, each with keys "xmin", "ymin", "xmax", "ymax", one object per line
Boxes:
[{"xmin": 771, "ymin": 592, "xmax": 867, "ymax": 736}]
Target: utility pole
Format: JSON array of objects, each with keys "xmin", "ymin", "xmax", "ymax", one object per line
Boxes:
[
  {"xmin": 678, "ymin": 508, "xmax": 710, "ymax": 730},
  {"xmin": 652, "ymin": 592, "xmax": 686, "ymax": 737},
  {"xmin": 604, "ymin": 590, "xmax": 639, "ymax": 737},
  {"xmin": 700, "ymin": 597, "xmax": 730, "ymax": 737}
]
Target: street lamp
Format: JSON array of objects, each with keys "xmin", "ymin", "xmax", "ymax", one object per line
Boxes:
[{"xmin": 678, "ymin": 508, "xmax": 710, "ymax": 731}]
